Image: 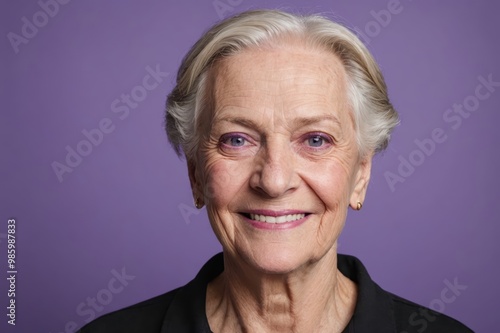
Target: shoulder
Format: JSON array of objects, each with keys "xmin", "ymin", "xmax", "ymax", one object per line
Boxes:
[
  {"xmin": 77, "ymin": 253, "xmax": 224, "ymax": 333},
  {"xmin": 336, "ymin": 254, "xmax": 473, "ymax": 332},
  {"xmin": 77, "ymin": 288, "xmax": 180, "ymax": 333},
  {"xmin": 389, "ymin": 292, "xmax": 474, "ymax": 333}
]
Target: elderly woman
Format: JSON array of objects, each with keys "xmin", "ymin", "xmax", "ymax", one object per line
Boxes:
[{"xmin": 79, "ymin": 9, "xmax": 472, "ymax": 333}]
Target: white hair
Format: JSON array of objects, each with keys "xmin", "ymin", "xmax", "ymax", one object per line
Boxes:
[{"xmin": 165, "ymin": 9, "xmax": 399, "ymax": 160}]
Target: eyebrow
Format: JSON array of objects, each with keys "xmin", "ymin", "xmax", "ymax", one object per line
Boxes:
[
  {"xmin": 292, "ymin": 114, "xmax": 342, "ymax": 128},
  {"xmin": 218, "ymin": 117, "xmax": 260, "ymax": 129},
  {"xmin": 217, "ymin": 114, "xmax": 342, "ymax": 129}
]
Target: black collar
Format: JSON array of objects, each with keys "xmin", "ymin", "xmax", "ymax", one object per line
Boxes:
[{"xmin": 161, "ymin": 253, "xmax": 397, "ymax": 332}]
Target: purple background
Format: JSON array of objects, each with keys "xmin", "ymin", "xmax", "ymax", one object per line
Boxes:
[{"xmin": 1, "ymin": 0, "xmax": 499, "ymax": 332}]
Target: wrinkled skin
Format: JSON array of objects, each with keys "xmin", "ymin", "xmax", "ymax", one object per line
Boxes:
[{"xmin": 188, "ymin": 44, "xmax": 372, "ymax": 332}]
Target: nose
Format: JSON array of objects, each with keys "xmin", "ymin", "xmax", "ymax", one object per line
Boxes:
[{"xmin": 250, "ymin": 138, "xmax": 299, "ymax": 198}]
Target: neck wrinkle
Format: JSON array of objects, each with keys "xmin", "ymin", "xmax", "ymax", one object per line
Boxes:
[{"xmin": 207, "ymin": 247, "xmax": 356, "ymax": 333}]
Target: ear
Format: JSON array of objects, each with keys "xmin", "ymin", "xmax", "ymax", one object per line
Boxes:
[
  {"xmin": 187, "ymin": 159, "xmax": 204, "ymax": 207},
  {"xmin": 349, "ymin": 154, "xmax": 373, "ymax": 210}
]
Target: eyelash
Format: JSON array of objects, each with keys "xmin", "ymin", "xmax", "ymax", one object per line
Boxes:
[
  {"xmin": 218, "ymin": 132, "xmax": 334, "ymax": 152},
  {"xmin": 218, "ymin": 133, "xmax": 251, "ymax": 149},
  {"xmin": 302, "ymin": 133, "xmax": 334, "ymax": 149}
]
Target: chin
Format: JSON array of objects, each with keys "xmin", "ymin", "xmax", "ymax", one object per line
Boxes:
[{"xmin": 240, "ymin": 246, "xmax": 318, "ymax": 276}]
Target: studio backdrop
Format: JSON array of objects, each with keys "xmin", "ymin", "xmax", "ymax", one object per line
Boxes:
[{"xmin": 1, "ymin": 0, "xmax": 499, "ymax": 332}]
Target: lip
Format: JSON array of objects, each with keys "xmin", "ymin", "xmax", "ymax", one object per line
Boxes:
[{"xmin": 239, "ymin": 209, "xmax": 310, "ymax": 230}]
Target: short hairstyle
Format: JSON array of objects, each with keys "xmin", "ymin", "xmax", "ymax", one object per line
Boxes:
[{"xmin": 165, "ymin": 9, "xmax": 399, "ymax": 160}]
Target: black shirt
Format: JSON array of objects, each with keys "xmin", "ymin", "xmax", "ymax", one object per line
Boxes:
[{"xmin": 78, "ymin": 253, "xmax": 473, "ymax": 332}]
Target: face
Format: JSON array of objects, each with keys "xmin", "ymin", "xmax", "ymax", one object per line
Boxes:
[{"xmin": 189, "ymin": 44, "xmax": 372, "ymax": 274}]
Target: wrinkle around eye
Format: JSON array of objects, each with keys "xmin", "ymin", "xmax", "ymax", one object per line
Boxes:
[
  {"xmin": 288, "ymin": 133, "xmax": 337, "ymax": 161},
  {"xmin": 306, "ymin": 134, "xmax": 330, "ymax": 147},
  {"xmin": 300, "ymin": 132, "xmax": 335, "ymax": 150},
  {"xmin": 217, "ymin": 132, "xmax": 259, "ymax": 156}
]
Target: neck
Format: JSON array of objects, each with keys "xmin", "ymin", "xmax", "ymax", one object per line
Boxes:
[{"xmin": 206, "ymin": 247, "xmax": 357, "ymax": 333}]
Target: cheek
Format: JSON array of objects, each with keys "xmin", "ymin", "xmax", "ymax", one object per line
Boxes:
[
  {"xmin": 302, "ymin": 157, "xmax": 356, "ymax": 208},
  {"xmin": 201, "ymin": 158, "xmax": 251, "ymax": 247},
  {"xmin": 201, "ymin": 156, "xmax": 246, "ymax": 208},
  {"xmin": 310, "ymin": 162, "xmax": 354, "ymax": 246}
]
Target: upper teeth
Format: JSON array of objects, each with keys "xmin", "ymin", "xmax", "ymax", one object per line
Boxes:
[{"xmin": 249, "ymin": 213, "xmax": 305, "ymax": 224}]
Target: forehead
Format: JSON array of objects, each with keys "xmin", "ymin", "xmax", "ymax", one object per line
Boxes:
[{"xmin": 208, "ymin": 44, "xmax": 350, "ymax": 120}]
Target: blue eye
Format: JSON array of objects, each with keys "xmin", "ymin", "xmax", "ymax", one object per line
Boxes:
[
  {"xmin": 228, "ymin": 136, "xmax": 246, "ymax": 146},
  {"xmin": 219, "ymin": 134, "xmax": 248, "ymax": 148},
  {"xmin": 307, "ymin": 135, "xmax": 327, "ymax": 147}
]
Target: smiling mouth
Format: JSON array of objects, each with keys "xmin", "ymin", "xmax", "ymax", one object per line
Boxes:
[{"xmin": 241, "ymin": 213, "xmax": 308, "ymax": 224}]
